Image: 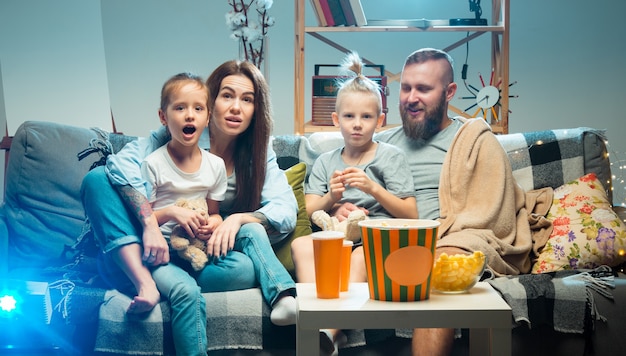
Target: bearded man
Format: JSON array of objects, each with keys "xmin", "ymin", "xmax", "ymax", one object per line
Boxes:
[{"xmin": 373, "ymin": 48, "xmax": 535, "ymax": 355}]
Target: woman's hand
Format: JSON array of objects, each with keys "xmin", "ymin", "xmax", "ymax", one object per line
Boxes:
[
  {"xmin": 117, "ymin": 185, "xmax": 170, "ymax": 266},
  {"xmin": 141, "ymin": 215, "xmax": 170, "ymax": 266},
  {"xmin": 205, "ymin": 213, "xmax": 244, "ymax": 259}
]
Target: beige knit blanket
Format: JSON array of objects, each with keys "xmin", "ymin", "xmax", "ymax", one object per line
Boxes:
[{"xmin": 436, "ymin": 118, "xmax": 553, "ymax": 276}]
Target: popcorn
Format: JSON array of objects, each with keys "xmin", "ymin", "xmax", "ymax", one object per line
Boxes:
[{"xmin": 431, "ymin": 251, "xmax": 486, "ymax": 292}]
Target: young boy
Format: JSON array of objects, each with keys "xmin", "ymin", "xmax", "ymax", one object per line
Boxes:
[{"xmin": 292, "ymin": 52, "xmax": 418, "ymax": 354}]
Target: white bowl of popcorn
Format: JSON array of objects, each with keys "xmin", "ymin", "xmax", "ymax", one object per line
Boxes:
[{"xmin": 431, "ymin": 251, "xmax": 487, "ymax": 294}]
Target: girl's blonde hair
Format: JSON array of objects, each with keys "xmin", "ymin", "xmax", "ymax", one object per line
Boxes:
[
  {"xmin": 335, "ymin": 52, "xmax": 383, "ymax": 115},
  {"xmin": 160, "ymin": 72, "xmax": 208, "ymax": 112}
]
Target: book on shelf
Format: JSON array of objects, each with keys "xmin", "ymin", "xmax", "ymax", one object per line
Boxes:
[
  {"xmin": 348, "ymin": 0, "xmax": 367, "ymax": 26},
  {"xmin": 339, "ymin": 0, "xmax": 356, "ymax": 26},
  {"xmin": 318, "ymin": 0, "xmax": 335, "ymax": 26},
  {"xmin": 327, "ymin": 0, "xmax": 347, "ymax": 26},
  {"xmin": 309, "ymin": 0, "xmax": 327, "ymax": 26}
]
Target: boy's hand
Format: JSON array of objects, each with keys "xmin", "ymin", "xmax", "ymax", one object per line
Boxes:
[
  {"xmin": 329, "ymin": 170, "xmax": 345, "ymax": 202},
  {"xmin": 341, "ymin": 167, "xmax": 378, "ymax": 195},
  {"xmin": 332, "ymin": 202, "xmax": 369, "ymax": 222}
]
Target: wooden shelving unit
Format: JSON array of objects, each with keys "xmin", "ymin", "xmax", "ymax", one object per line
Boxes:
[{"xmin": 294, "ymin": 0, "xmax": 510, "ymax": 134}]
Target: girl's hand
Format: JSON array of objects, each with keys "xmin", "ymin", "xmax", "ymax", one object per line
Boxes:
[
  {"xmin": 172, "ymin": 206, "xmax": 208, "ymax": 238},
  {"xmin": 196, "ymin": 215, "xmax": 222, "ymax": 241},
  {"xmin": 205, "ymin": 213, "xmax": 243, "ymax": 258}
]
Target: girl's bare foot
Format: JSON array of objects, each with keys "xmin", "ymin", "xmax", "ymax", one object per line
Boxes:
[{"xmin": 127, "ymin": 284, "xmax": 160, "ymax": 314}]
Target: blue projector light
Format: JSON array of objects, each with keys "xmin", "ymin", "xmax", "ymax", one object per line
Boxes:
[{"xmin": 0, "ymin": 280, "xmax": 51, "ymax": 323}]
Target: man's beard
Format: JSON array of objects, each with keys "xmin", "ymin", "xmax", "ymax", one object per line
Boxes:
[{"xmin": 400, "ymin": 91, "xmax": 447, "ymax": 141}]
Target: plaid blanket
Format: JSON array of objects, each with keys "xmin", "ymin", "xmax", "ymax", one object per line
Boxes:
[
  {"xmin": 77, "ymin": 288, "xmax": 284, "ymax": 354},
  {"xmin": 487, "ymin": 266, "xmax": 615, "ymax": 334},
  {"xmin": 56, "ymin": 283, "xmax": 405, "ymax": 355}
]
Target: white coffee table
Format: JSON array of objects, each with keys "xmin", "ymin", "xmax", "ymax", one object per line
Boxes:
[{"xmin": 296, "ymin": 282, "xmax": 511, "ymax": 356}]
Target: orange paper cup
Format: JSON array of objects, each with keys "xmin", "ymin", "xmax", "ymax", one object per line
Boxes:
[
  {"xmin": 340, "ymin": 240, "xmax": 353, "ymax": 292},
  {"xmin": 359, "ymin": 219, "xmax": 440, "ymax": 302},
  {"xmin": 312, "ymin": 231, "xmax": 345, "ymax": 299}
]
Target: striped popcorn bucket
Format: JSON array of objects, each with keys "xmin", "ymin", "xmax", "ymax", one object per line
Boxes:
[{"xmin": 358, "ymin": 219, "xmax": 440, "ymax": 301}]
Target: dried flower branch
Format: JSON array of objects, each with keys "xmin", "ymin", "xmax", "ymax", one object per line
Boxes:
[{"xmin": 226, "ymin": 0, "xmax": 274, "ymax": 69}]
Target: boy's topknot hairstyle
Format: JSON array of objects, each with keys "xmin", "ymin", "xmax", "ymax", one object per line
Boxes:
[{"xmin": 335, "ymin": 51, "xmax": 383, "ymax": 115}]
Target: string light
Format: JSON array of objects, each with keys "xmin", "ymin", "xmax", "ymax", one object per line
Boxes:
[
  {"xmin": 506, "ymin": 136, "xmax": 625, "ymax": 212},
  {"xmin": 605, "ymin": 139, "xmax": 626, "ymax": 209}
]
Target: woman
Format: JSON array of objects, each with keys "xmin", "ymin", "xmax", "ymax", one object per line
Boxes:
[{"xmin": 80, "ymin": 60, "xmax": 298, "ymax": 355}]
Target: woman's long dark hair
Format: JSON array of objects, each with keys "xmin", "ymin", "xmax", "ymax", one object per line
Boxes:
[{"xmin": 206, "ymin": 60, "xmax": 272, "ymax": 213}]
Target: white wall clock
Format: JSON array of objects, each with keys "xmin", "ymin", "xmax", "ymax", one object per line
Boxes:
[{"xmin": 461, "ymin": 70, "xmax": 517, "ymax": 121}]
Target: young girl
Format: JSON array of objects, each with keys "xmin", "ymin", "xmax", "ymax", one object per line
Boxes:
[
  {"xmin": 291, "ymin": 52, "xmax": 418, "ymax": 354},
  {"xmin": 141, "ymin": 72, "xmax": 226, "ymax": 272},
  {"xmin": 143, "ymin": 72, "xmax": 297, "ymax": 328}
]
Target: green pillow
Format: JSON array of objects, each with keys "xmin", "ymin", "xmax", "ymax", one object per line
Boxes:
[{"xmin": 273, "ymin": 162, "xmax": 312, "ymax": 277}]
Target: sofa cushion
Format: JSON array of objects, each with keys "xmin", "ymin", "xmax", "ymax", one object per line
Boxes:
[
  {"xmin": 272, "ymin": 162, "xmax": 311, "ymax": 276},
  {"xmin": 532, "ymin": 173, "xmax": 626, "ymax": 273}
]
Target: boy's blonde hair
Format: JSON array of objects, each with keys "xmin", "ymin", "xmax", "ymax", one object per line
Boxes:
[{"xmin": 335, "ymin": 52, "xmax": 383, "ymax": 115}]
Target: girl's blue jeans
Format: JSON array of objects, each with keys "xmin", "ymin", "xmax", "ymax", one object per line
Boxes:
[
  {"xmin": 80, "ymin": 167, "xmax": 258, "ymax": 355},
  {"xmin": 229, "ymin": 223, "xmax": 297, "ymax": 306}
]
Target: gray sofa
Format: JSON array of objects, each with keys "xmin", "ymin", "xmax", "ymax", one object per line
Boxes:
[{"xmin": 1, "ymin": 120, "xmax": 625, "ymax": 355}]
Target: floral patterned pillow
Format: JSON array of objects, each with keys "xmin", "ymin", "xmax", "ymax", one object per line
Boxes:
[{"xmin": 532, "ymin": 173, "xmax": 626, "ymax": 273}]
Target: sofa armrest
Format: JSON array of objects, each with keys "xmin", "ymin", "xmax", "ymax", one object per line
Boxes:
[{"xmin": 4, "ymin": 121, "xmax": 126, "ymax": 271}]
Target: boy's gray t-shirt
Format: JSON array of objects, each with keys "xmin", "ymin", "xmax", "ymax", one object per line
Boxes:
[
  {"xmin": 374, "ymin": 118, "xmax": 462, "ymax": 220},
  {"xmin": 306, "ymin": 141, "xmax": 415, "ymax": 219}
]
